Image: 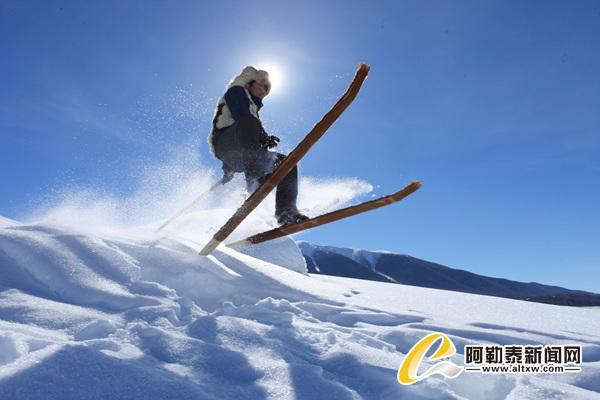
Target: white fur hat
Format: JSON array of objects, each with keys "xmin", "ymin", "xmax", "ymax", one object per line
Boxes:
[{"xmin": 227, "ymin": 66, "xmax": 271, "ymax": 93}]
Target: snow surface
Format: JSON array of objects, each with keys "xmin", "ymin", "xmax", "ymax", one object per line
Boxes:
[
  {"xmin": 0, "ymin": 216, "xmax": 20, "ymax": 228},
  {"xmin": 297, "ymin": 241, "xmax": 395, "ymax": 271},
  {"xmin": 1, "ymin": 213, "xmax": 599, "ymax": 399}
]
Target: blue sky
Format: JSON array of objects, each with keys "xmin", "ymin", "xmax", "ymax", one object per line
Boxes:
[{"xmin": 1, "ymin": 1, "xmax": 599, "ymax": 291}]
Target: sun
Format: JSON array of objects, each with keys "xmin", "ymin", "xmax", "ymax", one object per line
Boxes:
[{"xmin": 256, "ymin": 63, "xmax": 284, "ymax": 95}]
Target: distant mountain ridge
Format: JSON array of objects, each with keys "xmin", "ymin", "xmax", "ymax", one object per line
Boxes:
[{"xmin": 298, "ymin": 242, "xmax": 600, "ymax": 307}]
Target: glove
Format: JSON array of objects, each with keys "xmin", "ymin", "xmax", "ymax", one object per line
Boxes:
[
  {"xmin": 221, "ymin": 164, "xmax": 235, "ymax": 183},
  {"xmin": 260, "ymin": 135, "xmax": 280, "ymax": 149}
]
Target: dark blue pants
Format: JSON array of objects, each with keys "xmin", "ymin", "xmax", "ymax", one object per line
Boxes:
[{"xmin": 212, "ymin": 115, "xmax": 299, "ymax": 217}]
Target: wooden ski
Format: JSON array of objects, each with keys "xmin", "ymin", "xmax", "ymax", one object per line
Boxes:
[{"xmin": 226, "ymin": 181, "xmax": 421, "ymax": 249}]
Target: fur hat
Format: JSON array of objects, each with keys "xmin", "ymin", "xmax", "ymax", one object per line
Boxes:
[{"xmin": 227, "ymin": 66, "xmax": 271, "ymax": 94}]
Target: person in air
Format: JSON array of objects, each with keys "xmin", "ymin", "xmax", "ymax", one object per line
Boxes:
[{"xmin": 208, "ymin": 66, "xmax": 308, "ymax": 226}]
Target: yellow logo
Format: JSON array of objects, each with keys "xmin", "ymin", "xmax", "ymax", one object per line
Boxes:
[{"xmin": 397, "ymin": 332, "xmax": 464, "ymax": 385}]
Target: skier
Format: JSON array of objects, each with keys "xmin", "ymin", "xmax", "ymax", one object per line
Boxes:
[{"xmin": 208, "ymin": 66, "xmax": 309, "ymax": 226}]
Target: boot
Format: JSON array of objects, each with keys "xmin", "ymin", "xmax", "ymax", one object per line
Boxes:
[{"xmin": 276, "ymin": 209, "xmax": 309, "ymax": 226}]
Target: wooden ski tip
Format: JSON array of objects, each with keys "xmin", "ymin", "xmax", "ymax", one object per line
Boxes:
[
  {"xmin": 390, "ymin": 181, "xmax": 421, "ymax": 198},
  {"xmin": 199, "ymin": 238, "xmax": 220, "ymax": 256}
]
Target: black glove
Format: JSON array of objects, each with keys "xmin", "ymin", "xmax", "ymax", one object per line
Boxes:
[
  {"xmin": 221, "ymin": 163, "xmax": 235, "ymax": 183},
  {"xmin": 260, "ymin": 135, "xmax": 280, "ymax": 149}
]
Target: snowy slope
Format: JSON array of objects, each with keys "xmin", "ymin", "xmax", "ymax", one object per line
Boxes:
[{"xmin": 1, "ymin": 216, "xmax": 599, "ymax": 399}]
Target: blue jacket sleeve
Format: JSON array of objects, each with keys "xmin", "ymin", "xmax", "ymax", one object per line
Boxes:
[{"xmin": 224, "ymin": 86, "xmax": 251, "ymax": 120}]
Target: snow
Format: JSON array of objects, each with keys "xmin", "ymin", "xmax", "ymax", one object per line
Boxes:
[
  {"xmin": 0, "ymin": 216, "xmax": 20, "ymax": 228},
  {"xmin": 1, "ymin": 215, "xmax": 599, "ymax": 399},
  {"xmin": 297, "ymin": 241, "xmax": 386, "ymax": 271}
]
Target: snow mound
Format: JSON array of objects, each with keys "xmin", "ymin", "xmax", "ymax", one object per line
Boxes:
[{"xmin": 0, "ymin": 216, "xmax": 599, "ymax": 399}]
